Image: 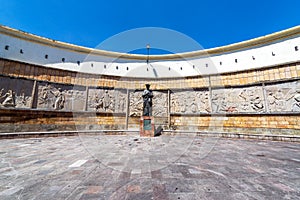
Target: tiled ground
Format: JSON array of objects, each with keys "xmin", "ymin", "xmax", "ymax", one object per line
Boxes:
[{"xmin": 0, "ymin": 134, "xmax": 299, "ymax": 199}]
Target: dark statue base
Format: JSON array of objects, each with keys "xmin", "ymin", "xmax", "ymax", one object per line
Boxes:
[{"xmin": 140, "ymin": 116, "xmax": 154, "ymax": 137}]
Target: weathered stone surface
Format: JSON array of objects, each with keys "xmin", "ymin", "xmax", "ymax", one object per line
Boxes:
[
  {"xmin": 0, "ymin": 76, "xmax": 33, "ymax": 108},
  {"xmin": 0, "ymin": 136, "xmax": 299, "ymax": 199},
  {"xmin": 87, "ymin": 88, "xmax": 126, "ymax": 113},
  {"xmin": 37, "ymin": 83, "xmax": 86, "ymax": 111},
  {"xmin": 265, "ymin": 81, "xmax": 300, "ymax": 112},
  {"xmin": 171, "ymin": 90, "xmax": 211, "ymax": 114},
  {"xmin": 212, "ymin": 86, "xmax": 265, "ymax": 113}
]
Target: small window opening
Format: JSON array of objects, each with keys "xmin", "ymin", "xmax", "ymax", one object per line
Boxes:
[{"xmin": 4, "ymin": 45, "xmax": 9, "ymax": 50}]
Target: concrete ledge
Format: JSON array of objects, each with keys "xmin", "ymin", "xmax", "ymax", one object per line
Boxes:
[
  {"xmin": 0, "ymin": 130, "xmax": 139, "ymax": 139},
  {"xmin": 163, "ymin": 130, "xmax": 300, "ymax": 142},
  {"xmin": 0, "ymin": 129, "xmax": 300, "ymax": 142}
]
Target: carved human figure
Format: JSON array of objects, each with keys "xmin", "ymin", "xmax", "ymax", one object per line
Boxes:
[
  {"xmin": 267, "ymin": 91, "xmax": 277, "ymax": 111},
  {"xmin": 39, "ymin": 84, "xmax": 51, "ymax": 105},
  {"xmin": 93, "ymin": 94, "xmax": 103, "ymax": 111},
  {"xmin": 178, "ymin": 93, "xmax": 187, "ymax": 113},
  {"xmin": 0, "ymin": 88, "xmax": 4, "ymax": 97},
  {"xmin": 250, "ymin": 96, "xmax": 264, "ymax": 112},
  {"xmin": 268, "ymin": 89, "xmax": 286, "ymax": 111},
  {"xmin": 118, "ymin": 97, "xmax": 125, "ymax": 112},
  {"xmin": 19, "ymin": 92, "xmax": 29, "ymax": 107},
  {"xmin": 292, "ymin": 92, "xmax": 300, "ymax": 112},
  {"xmin": 129, "ymin": 92, "xmax": 143, "ymax": 116},
  {"xmin": 239, "ymin": 89, "xmax": 250, "ymax": 111},
  {"xmin": 142, "ymin": 84, "xmax": 153, "ymax": 116},
  {"xmin": 219, "ymin": 97, "xmax": 228, "ymax": 112},
  {"xmin": 0, "ymin": 88, "xmax": 4, "ymax": 104},
  {"xmin": 274, "ymin": 89, "xmax": 285, "ymax": 111},
  {"xmin": 1, "ymin": 90, "xmax": 16, "ymax": 107},
  {"xmin": 171, "ymin": 97, "xmax": 180, "ymax": 113},
  {"xmin": 197, "ymin": 91, "xmax": 210, "ymax": 113},
  {"xmin": 191, "ymin": 100, "xmax": 197, "ymax": 113},
  {"xmin": 103, "ymin": 90, "xmax": 111, "ymax": 111},
  {"xmin": 211, "ymin": 93, "xmax": 220, "ymax": 113},
  {"xmin": 51, "ymin": 88, "xmax": 65, "ymax": 110}
]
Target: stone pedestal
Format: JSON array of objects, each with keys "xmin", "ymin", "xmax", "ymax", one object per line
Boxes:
[{"xmin": 140, "ymin": 116, "xmax": 154, "ymax": 137}]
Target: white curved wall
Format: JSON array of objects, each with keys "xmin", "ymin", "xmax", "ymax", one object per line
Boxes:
[{"xmin": 0, "ymin": 26, "xmax": 300, "ymax": 78}]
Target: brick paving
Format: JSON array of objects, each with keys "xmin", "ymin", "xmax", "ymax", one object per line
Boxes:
[{"xmin": 0, "ymin": 135, "xmax": 299, "ymax": 199}]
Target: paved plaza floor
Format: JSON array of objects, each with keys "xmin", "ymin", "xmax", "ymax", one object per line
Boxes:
[{"xmin": 0, "ymin": 134, "xmax": 299, "ymax": 199}]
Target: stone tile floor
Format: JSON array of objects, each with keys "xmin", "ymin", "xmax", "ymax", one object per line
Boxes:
[{"xmin": 0, "ymin": 134, "xmax": 299, "ymax": 199}]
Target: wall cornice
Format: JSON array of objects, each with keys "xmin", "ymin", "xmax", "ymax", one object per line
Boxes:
[{"xmin": 1, "ymin": 24, "xmax": 300, "ymax": 60}]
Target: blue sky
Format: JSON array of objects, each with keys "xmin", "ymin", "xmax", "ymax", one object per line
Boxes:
[{"xmin": 0, "ymin": 0, "xmax": 299, "ymax": 54}]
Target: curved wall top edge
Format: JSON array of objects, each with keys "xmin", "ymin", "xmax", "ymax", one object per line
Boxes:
[
  {"xmin": 1, "ymin": 24, "xmax": 300, "ymax": 60},
  {"xmin": 1, "ymin": 24, "xmax": 300, "ymax": 78}
]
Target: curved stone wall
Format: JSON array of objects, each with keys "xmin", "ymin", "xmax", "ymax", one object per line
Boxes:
[
  {"xmin": 0, "ymin": 25, "xmax": 299, "ymax": 135},
  {"xmin": 0, "ymin": 58, "xmax": 299, "ymax": 134},
  {"xmin": 0, "ymin": 25, "xmax": 300, "ymax": 78}
]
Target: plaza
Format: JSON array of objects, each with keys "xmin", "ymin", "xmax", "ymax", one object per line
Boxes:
[
  {"xmin": 0, "ymin": 135, "xmax": 299, "ymax": 199},
  {"xmin": 0, "ymin": 20, "xmax": 299, "ymax": 199}
]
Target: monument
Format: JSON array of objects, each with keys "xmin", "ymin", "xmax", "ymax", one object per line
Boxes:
[{"xmin": 140, "ymin": 84, "xmax": 155, "ymax": 137}]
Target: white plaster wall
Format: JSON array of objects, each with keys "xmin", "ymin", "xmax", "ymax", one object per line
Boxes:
[{"xmin": 0, "ymin": 32, "xmax": 299, "ymax": 78}]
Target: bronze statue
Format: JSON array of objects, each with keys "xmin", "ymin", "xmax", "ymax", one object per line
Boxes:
[{"xmin": 142, "ymin": 84, "xmax": 153, "ymax": 116}]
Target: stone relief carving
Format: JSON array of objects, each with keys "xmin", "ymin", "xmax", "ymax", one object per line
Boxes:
[
  {"xmin": 265, "ymin": 81, "xmax": 300, "ymax": 112},
  {"xmin": 0, "ymin": 89, "xmax": 16, "ymax": 108},
  {"xmin": 129, "ymin": 91, "xmax": 143, "ymax": 116},
  {"xmin": 51, "ymin": 88, "xmax": 65, "ymax": 110},
  {"xmin": 114, "ymin": 90, "xmax": 127, "ymax": 113},
  {"xmin": 152, "ymin": 91, "xmax": 167, "ymax": 117},
  {"xmin": 38, "ymin": 84, "xmax": 66, "ymax": 110},
  {"xmin": 197, "ymin": 91, "xmax": 211, "ymax": 113},
  {"xmin": 129, "ymin": 90, "xmax": 167, "ymax": 117},
  {"xmin": 0, "ymin": 74, "xmax": 298, "ymax": 115},
  {"xmin": 0, "ymin": 77, "xmax": 33, "ymax": 108},
  {"xmin": 212, "ymin": 86, "xmax": 264, "ymax": 113},
  {"xmin": 292, "ymin": 90, "xmax": 300, "ymax": 112},
  {"xmin": 88, "ymin": 89, "xmax": 126, "ymax": 113},
  {"xmin": 171, "ymin": 90, "xmax": 211, "ymax": 114},
  {"xmin": 37, "ymin": 83, "xmax": 85, "ymax": 111}
]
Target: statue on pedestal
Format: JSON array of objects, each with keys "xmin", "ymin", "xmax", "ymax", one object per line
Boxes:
[{"xmin": 142, "ymin": 84, "xmax": 153, "ymax": 116}]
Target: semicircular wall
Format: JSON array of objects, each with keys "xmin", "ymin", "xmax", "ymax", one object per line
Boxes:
[{"xmin": 0, "ymin": 25, "xmax": 299, "ymax": 136}]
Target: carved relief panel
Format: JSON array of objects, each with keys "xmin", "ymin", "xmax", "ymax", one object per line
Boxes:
[
  {"xmin": 37, "ymin": 83, "xmax": 86, "ymax": 111},
  {"xmin": 129, "ymin": 91, "xmax": 143, "ymax": 116},
  {"xmin": 0, "ymin": 76, "xmax": 33, "ymax": 108},
  {"xmin": 152, "ymin": 91, "xmax": 168, "ymax": 117},
  {"xmin": 211, "ymin": 86, "xmax": 265, "ymax": 113},
  {"xmin": 129, "ymin": 90, "xmax": 168, "ymax": 117},
  {"xmin": 88, "ymin": 88, "xmax": 126, "ymax": 113},
  {"xmin": 171, "ymin": 90, "xmax": 211, "ymax": 114},
  {"xmin": 265, "ymin": 81, "xmax": 300, "ymax": 112}
]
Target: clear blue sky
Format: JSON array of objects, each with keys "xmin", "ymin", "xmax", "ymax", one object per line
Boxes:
[{"xmin": 0, "ymin": 0, "xmax": 299, "ymax": 54}]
